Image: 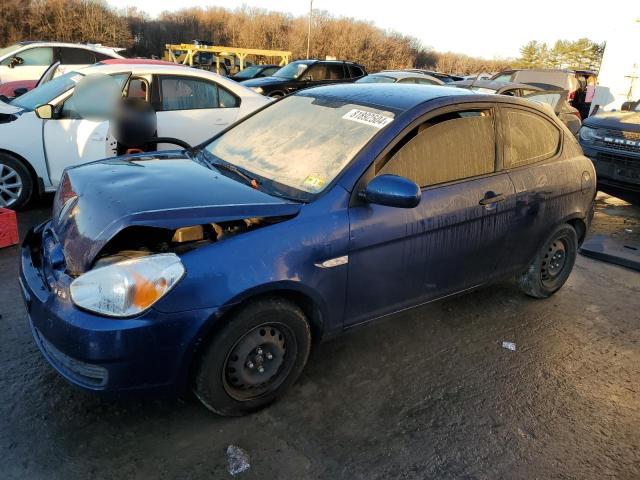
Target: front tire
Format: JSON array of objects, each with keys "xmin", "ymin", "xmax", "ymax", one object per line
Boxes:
[
  {"xmin": 0, "ymin": 153, "xmax": 32, "ymax": 210},
  {"xmin": 518, "ymin": 224, "xmax": 578, "ymax": 298},
  {"xmin": 194, "ymin": 298, "xmax": 311, "ymax": 416}
]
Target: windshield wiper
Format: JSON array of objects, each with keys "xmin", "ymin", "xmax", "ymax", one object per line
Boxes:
[{"xmin": 200, "ymin": 153, "xmax": 260, "ymax": 189}]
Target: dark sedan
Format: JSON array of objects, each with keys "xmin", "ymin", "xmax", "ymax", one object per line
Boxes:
[
  {"xmin": 240, "ymin": 59, "xmax": 366, "ymax": 97},
  {"xmin": 20, "ymin": 84, "xmax": 595, "ymax": 416}
]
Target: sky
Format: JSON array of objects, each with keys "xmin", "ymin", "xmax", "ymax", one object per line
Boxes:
[{"xmin": 106, "ymin": 0, "xmax": 629, "ymax": 59}]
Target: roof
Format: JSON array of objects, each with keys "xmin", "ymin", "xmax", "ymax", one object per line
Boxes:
[
  {"xmin": 369, "ymin": 71, "xmax": 434, "ymax": 80},
  {"xmin": 98, "ymin": 58, "xmax": 182, "ymax": 66},
  {"xmin": 16, "ymin": 41, "xmax": 123, "ymax": 53},
  {"xmin": 296, "ymin": 83, "xmax": 477, "ymax": 111}
]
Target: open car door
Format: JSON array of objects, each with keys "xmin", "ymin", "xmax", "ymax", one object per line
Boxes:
[
  {"xmin": 43, "ymin": 72, "xmax": 131, "ymax": 186},
  {"xmin": 524, "ymin": 90, "xmax": 581, "ymax": 136}
]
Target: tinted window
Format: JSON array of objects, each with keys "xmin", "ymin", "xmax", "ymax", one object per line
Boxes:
[
  {"xmin": 325, "ymin": 64, "xmax": 345, "ymax": 80},
  {"xmin": 503, "ymin": 108, "xmax": 560, "ymax": 168},
  {"xmin": 160, "ymin": 76, "xmax": 218, "ymax": 110},
  {"xmin": 380, "ymin": 110, "xmax": 495, "ymax": 187},
  {"xmin": 303, "ymin": 64, "xmax": 327, "ymax": 81},
  {"xmin": 14, "ymin": 47, "xmax": 53, "ymax": 66},
  {"xmin": 349, "ymin": 65, "xmax": 365, "ymax": 78},
  {"xmin": 94, "ymin": 52, "xmax": 114, "ymax": 62},
  {"xmin": 60, "ymin": 48, "xmax": 96, "ymax": 64},
  {"xmin": 260, "ymin": 67, "xmax": 279, "ymax": 77}
]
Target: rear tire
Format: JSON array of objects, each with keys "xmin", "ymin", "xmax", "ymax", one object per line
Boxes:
[
  {"xmin": 194, "ymin": 298, "xmax": 311, "ymax": 416},
  {"xmin": 518, "ymin": 224, "xmax": 578, "ymax": 298},
  {"xmin": 0, "ymin": 153, "xmax": 32, "ymax": 210},
  {"xmin": 268, "ymin": 91, "xmax": 284, "ymax": 98}
]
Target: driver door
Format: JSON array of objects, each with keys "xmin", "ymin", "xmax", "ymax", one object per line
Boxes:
[{"xmin": 43, "ymin": 72, "xmax": 130, "ymax": 186}]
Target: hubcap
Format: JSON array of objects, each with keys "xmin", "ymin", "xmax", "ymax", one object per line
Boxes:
[
  {"xmin": 0, "ymin": 163, "xmax": 23, "ymax": 208},
  {"xmin": 541, "ymin": 239, "xmax": 567, "ymax": 282},
  {"xmin": 223, "ymin": 324, "xmax": 290, "ymax": 400}
]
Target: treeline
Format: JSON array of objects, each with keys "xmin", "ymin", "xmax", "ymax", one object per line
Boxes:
[
  {"xmin": 0, "ymin": 0, "xmax": 602, "ymax": 74},
  {"xmin": 517, "ymin": 39, "xmax": 604, "ymax": 71}
]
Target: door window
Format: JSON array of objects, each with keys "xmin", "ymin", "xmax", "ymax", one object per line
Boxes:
[
  {"xmin": 414, "ymin": 77, "xmax": 440, "ymax": 85},
  {"xmin": 159, "ymin": 76, "xmax": 220, "ymax": 110},
  {"xmin": 127, "ymin": 78, "xmax": 149, "ymax": 100},
  {"xmin": 60, "ymin": 48, "xmax": 96, "ymax": 64},
  {"xmin": 503, "ymin": 108, "xmax": 560, "ymax": 168},
  {"xmin": 302, "ymin": 64, "xmax": 327, "ymax": 81},
  {"xmin": 12, "ymin": 47, "xmax": 54, "ymax": 66},
  {"xmin": 379, "ymin": 110, "xmax": 495, "ymax": 187},
  {"xmin": 326, "ymin": 64, "xmax": 345, "ymax": 80}
]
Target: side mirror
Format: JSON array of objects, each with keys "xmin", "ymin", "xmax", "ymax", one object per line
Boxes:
[
  {"xmin": 13, "ymin": 87, "xmax": 28, "ymax": 97},
  {"xmin": 621, "ymin": 101, "xmax": 637, "ymax": 112},
  {"xmin": 8, "ymin": 56, "xmax": 23, "ymax": 68},
  {"xmin": 360, "ymin": 174, "xmax": 421, "ymax": 208},
  {"xmin": 34, "ymin": 104, "xmax": 54, "ymax": 119}
]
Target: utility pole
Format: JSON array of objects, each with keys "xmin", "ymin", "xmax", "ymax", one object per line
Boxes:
[{"xmin": 306, "ymin": 0, "xmax": 314, "ymax": 59}]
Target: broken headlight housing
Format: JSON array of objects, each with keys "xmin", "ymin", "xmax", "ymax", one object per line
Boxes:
[
  {"xmin": 70, "ymin": 253, "xmax": 185, "ymax": 317},
  {"xmin": 579, "ymin": 126, "xmax": 602, "ymax": 143}
]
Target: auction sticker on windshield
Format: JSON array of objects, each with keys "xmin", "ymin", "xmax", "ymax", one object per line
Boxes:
[{"xmin": 342, "ymin": 109, "xmax": 394, "ymax": 129}]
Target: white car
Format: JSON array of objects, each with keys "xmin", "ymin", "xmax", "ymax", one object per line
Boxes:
[
  {"xmin": 0, "ymin": 41, "xmax": 124, "ymax": 84},
  {"xmin": 0, "ymin": 63, "xmax": 272, "ymax": 209}
]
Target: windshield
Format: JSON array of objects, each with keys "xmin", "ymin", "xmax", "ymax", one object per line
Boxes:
[
  {"xmin": 273, "ymin": 61, "xmax": 310, "ymax": 80},
  {"xmin": 205, "ymin": 94, "xmax": 395, "ymax": 199},
  {"xmin": 357, "ymin": 75, "xmax": 395, "ymax": 84},
  {"xmin": 10, "ymin": 71, "xmax": 84, "ymax": 110},
  {"xmin": 0, "ymin": 43, "xmax": 21, "ymax": 59},
  {"xmin": 234, "ymin": 66, "xmax": 262, "ymax": 79}
]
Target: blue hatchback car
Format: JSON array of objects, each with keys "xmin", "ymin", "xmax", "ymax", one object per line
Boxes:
[{"xmin": 20, "ymin": 84, "xmax": 596, "ymax": 415}]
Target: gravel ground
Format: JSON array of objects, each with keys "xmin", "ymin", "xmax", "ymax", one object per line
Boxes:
[{"xmin": 0, "ymin": 190, "xmax": 639, "ymax": 479}]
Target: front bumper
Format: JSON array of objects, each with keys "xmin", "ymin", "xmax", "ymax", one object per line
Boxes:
[
  {"xmin": 581, "ymin": 142, "xmax": 640, "ymax": 192},
  {"xmin": 19, "ymin": 223, "xmax": 220, "ymax": 394}
]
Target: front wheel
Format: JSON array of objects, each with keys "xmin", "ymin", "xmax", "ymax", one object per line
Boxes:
[
  {"xmin": 517, "ymin": 224, "xmax": 578, "ymax": 298},
  {"xmin": 194, "ymin": 298, "xmax": 311, "ymax": 416},
  {"xmin": 0, "ymin": 153, "xmax": 32, "ymax": 210}
]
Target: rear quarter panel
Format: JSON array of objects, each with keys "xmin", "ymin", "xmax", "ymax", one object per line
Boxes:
[{"xmin": 505, "ymin": 133, "xmax": 595, "ymax": 269}]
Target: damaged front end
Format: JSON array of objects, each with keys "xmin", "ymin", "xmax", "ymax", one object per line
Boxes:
[{"xmin": 51, "ymin": 154, "xmax": 302, "ymax": 276}]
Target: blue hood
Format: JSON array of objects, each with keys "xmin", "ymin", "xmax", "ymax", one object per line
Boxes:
[
  {"xmin": 53, "ymin": 151, "xmax": 301, "ymax": 274},
  {"xmin": 240, "ymin": 76, "xmax": 289, "ymax": 88}
]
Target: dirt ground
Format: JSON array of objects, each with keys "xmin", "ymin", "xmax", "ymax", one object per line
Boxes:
[{"xmin": 1, "ymin": 190, "xmax": 639, "ymax": 479}]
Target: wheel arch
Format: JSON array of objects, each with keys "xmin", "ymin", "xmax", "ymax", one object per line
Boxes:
[{"xmin": 185, "ymin": 283, "xmax": 328, "ymax": 389}]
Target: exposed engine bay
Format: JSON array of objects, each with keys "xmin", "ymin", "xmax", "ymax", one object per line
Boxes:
[{"xmin": 93, "ymin": 217, "xmax": 286, "ymax": 269}]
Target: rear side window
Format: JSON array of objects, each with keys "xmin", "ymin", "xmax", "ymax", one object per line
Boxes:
[
  {"xmin": 503, "ymin": 108, "xmax": 560, "ymax": 168},
  {"xmin": 349, "ymin": 65, "xmax": 365, "ymax": 78},
  {"xmin": 379, "ymin": 110, "xmax": 495, "ymax": 187},
  {"xmin": 60, "ymin": 48, "xmax": 96, "ymax": 64},
  {"xmin": 158, "ymin": 76, "xmax": 238, "ymax": 110}
]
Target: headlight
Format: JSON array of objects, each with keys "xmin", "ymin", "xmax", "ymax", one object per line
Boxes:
[
  {"xmin": 250, "ymin": 86, "xmax": 263, "ymax": 94},
  {"xmin": 579, "ymin": 126, "xmax": 602, "ymax": 143},
  {"xmin": 70, "ymin": 253, "xmax": 185, "ymax": 317}
]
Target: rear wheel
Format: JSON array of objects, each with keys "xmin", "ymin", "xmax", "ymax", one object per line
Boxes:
[
  {"xmin": 0, "ymin": 153, "xmax": 32, "ymax": 210},
  {"xmin": 194, "ymin": 298, "xmax": 311, "ymax": 416},
  {"xmin": 518, "ymin": 224, "xmax": 578, "ymax": 298},
  {"xmin": 268, "ymin": 91, "xmax": 284, "ymax": 98}
]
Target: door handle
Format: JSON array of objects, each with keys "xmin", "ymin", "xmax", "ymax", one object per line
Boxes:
[{"xmin": 479, "ymin": 193, "xmax": 505, "ymax": 206}]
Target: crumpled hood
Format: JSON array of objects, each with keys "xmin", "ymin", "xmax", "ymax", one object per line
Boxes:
[
  {"xmin": 584, "ymin": 111, "xmax": 640, "ymax": 133},
  {"xmin": 53, "ymin": 151, "xmax": 301, "ymax": 274},
  {"xmin": 240, "ymin": 76, "xmax": 289, "ymax": 88}
]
